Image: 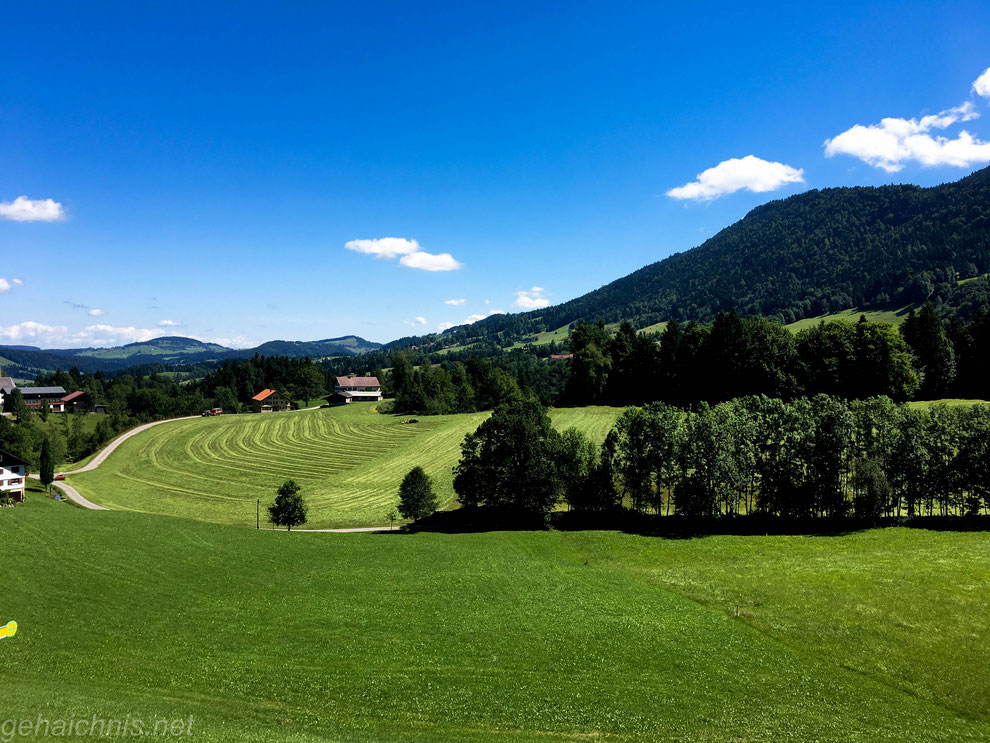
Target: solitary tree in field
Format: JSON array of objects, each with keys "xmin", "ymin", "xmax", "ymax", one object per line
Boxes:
[
  {"xmin": 39, "ymin": 400, "xmax": 51, "ymax": 422},
  {"xmin": 398, "ymin": 467, "xmax": 438, "ymax": 522},
  {"xmin": 39, "ymin": 437, "xmax": 55, "ymax": 493},
  {"xmin": 268, "ymin": 480, "xmax": 308, "ymax": 531}
]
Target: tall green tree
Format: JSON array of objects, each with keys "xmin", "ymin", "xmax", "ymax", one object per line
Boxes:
[
  {"xmin": 397, "ymin": 466, "xmax": 438, "ymax": 522},
  {"xmin": 268, "ymin": 480, "xmax": 308, "ymax": 531},
  {"xmin": 39, "ymin": 437, "xmax": 55, "ymax": 493},
  {"xmin": 902, "ymin": 302, "xmax": 956, "ymax": 398},
  {"xmin": 453, "ymin": 398, "xmax": 563, "ymax": 514}
]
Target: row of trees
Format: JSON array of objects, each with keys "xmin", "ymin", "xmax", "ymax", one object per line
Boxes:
[
  {"xmin": 451, "ymin": 396, "xmax": 990, "ymax": 520},
  {"xmin": 565, "ymin": 305, "xmax": 990, "ymax": 407}
]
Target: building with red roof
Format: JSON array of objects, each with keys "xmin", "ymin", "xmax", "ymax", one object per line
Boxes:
[{"xmin": 250, "ymin": 389, "xmax": 292, "ymax": 413}]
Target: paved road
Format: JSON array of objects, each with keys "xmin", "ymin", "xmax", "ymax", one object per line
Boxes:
[
  {"xmin": 29, "ymin": 476, "xmax": 108, "ymax": 511},
  {"xmin": 65, "ymin": 416, "xmax": 201, "ymax": 474},
  {"xmin": 28, "ymin": 416, "xmax": 200, "ymax": 510}
]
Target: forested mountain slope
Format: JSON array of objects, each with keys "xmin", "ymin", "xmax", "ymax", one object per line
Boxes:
[{"xmin": 439, "ymin": 166, "xmax": 990, "ymax": 346}]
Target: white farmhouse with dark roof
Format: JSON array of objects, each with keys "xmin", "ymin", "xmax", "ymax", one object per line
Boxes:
[
  {"xmin": 327, "ymin": 375, "xmax": 383, "ymax": 404},
  {"xmin": 0, "ymin": 376, "xmax": 14, "ymax": 409},
  {"xmin": 0, "ymin": 448, "xmax": 28, "ymax": 504}
]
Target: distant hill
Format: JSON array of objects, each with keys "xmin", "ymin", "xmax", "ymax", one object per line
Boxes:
[
  {"xmin": 417, "ymin": 165, "xmax": 990, "ymax": 350},
  {"xmin": 0, "ymin": 335, "xmax": 382, "ymax": 378}
]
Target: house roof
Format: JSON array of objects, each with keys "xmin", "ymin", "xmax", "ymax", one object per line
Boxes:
[
  {"xmin": 0, "ymin": 377, "xmax": 14, "ymax": 392},
  {"xmin": 18, "ymin": 386, "xmax": 67, "ymax": 396},
  {"xmin": 62, "ymin": 390, "xmax": 86, "ymax": 402},
  {"xmin": 335, "ymin": 376, "xmax": 380, "ymax": 387},
  {"xmin": 550, "ymin": 354, "xmax": 574, "ymax": 359},
  {"xmin": 0, "ymin": 448, "xmax": 29, "ymax": 467},
  {"xmin": 251, "ymin": 389, "xmax": 277, "ymax": 402}
]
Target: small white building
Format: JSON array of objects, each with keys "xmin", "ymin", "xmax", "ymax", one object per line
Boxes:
[{"xmin": 0, "ymin": 448, "xmax": 27, "ymax": 504}]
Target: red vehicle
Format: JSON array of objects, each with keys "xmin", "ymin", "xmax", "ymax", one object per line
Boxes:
[
  {"xmin": 201, "ymin": 408, "xmax": 223, "ymax": 417},
  {"xmin": 54, "ymin": 473, "xmax": 66, "ymax": 481}
]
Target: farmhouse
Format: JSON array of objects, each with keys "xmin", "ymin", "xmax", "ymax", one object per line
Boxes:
[
  {"xmin": 0, "ymin": 448, "xmax": 27, "ymax": 504},
  {"xmin": 61, "ymin": 390, "xmax": 89, "ymax": 413},
  {"xmin": 19, "ymin": 386, "xmax": 67, "ymax": 412},
  {"xmin": 0, "ymin": 376, "xmax": 14, "ymax": 408},
  {"xmin": 328, "ymin": 375, "xmax": 382, "ymax": 404},
  {"xmin": 251, "ymin": 389, "xmax": 291, "ymax": 413}
]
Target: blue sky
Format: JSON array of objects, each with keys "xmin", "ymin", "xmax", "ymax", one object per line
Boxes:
[{"xmin": 2, "ymin": 1, "xmax": 990, "ymax": 348}]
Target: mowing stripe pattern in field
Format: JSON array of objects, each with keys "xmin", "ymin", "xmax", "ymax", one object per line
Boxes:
[
  {"xmin": 70, "ymin": 405, "xmax": 487, "ymax": 528},
  {"xmin": 69, "ymin": 404, "xmax": 624, "ymax": 528}
]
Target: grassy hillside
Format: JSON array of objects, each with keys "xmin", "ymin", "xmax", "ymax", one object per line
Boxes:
[
  {"xmin": 784, "ymin": 305, "xmax": 916, "ymax": 331},
  {"xmin": 69, "ymin": 405, "xmax": 623, "ymax": 528},
  {"xmin": 2, "ymin": 498, "xmax": 987, "ymax": 742}
]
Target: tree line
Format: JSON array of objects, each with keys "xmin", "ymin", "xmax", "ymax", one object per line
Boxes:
[
  {"xmin": 565, "ymin": 304, "xmax": 989, "ymax": 407},
  {"xmin": 448, "ymin": 396, "xmax": 990, "ymax": 523}
]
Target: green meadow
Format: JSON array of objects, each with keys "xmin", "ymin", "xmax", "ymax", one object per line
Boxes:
[
  {"xmin": 1, "ymin": 497, "xmax": 988, "ymax": 742},
  {"xmin": 68, "ymin": 404, "xmax": 622, "ymax": 528}
]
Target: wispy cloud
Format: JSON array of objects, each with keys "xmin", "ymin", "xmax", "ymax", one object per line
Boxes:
[
  {"xmin": 0, "ymin": 196, "xmax": 66, "ymax": 222},
  {"xmin": 88, "ymin": 308, "xmax": 104, "ymax": 317},
  {"xmin": 345, "ymin": 237, "xmax": 463, "ymax": 271},
  {"xmin": 0, "ymin": 278, "xmax": 24, "ymax": 294},
  {"xmin": 825, "ymin": 69, "xmax": 990, "ymax": 172},
  {"xmin": 158, "ymin": 319, "xmax": 180, "ymax": 327},
  {"xmin": 403, "ymin": 316, "xmax": 428, "ymax": 327},
  {"xmin": 667, "ymin": 156, "xmax": 805, "ymax": 201},
  {"xmin": 444, "ymin": 298, "xmax": 467, "ymax": 306},
  {"xmin": 974, "ymin": 67, "xmax": 990, "ymax": 99},
  {"xmin": 513, "ymin": 286, "xmax": 551, "ymax": 309}
]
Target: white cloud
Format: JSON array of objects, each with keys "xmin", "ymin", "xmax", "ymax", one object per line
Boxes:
[
  {"xmin": 974, "ymin": 67, "xmax": 990, "ymax": 99},
  {"xmin": 88, "ymin": 308, "xmax": 104, "ymax": 317},
  {"xmin": 0, "ymin": 321, "xmax": 69, "ymax": 343},
  {"xmin": 514, "ymin": 286, "xmax": 551, "ymax": 309},
  {"xmin": 346, "ymin": 237, "xmax": 463, "ymax": 271},
  {"xmin": 0, "ymin": 278, "xmax": 24, "ymax": 293},
  {"xmin": 445, "ymin": 298, "xmax": 467, "ymax": 306},
  {"xmin": 13, "ymin": 278, "xmax": 23, "ymax": 286},
  {"xmin": 0, "ymin": 196, "xmax": 66, "ymax": 222},
  {"xmin": 825, "ymin": 99, "xmax": 990, "ymax": 172},
  {"xmin": 667, "ymin": 156, "xmax": 805, "ymax": 201},
  {"xmin": 437, "ymin": 309, "xmax": 505, "ymax": 332},
  {"xmin": 399, "ymin": 251, "xmax": 463, "ymax": 271},
  {"xmin": 0, "ymin": 321, "xmax": 166, "ymax": 348},
  {"xmin": 403, "ymin": 316, "xmax": 428, "ymax": 327},
  {"xmin": 345, "ymin": 237, "xmax": 421, "ymax": 259},
  {"xmin": 81, "ymin": 324, "xmax": 162, "ymax": 344},
  {"xmin": 158, "ymin": 319, "xmax": 180, "ymax": 326},
  {"xmin": 194, "ymin": 335, "xmax": 252, "ymax": 349}
]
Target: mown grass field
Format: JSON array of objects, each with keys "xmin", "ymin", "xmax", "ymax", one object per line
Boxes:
[
  {"xmin": 785, "ymin": 305, "xmax": 914, "ymax": 331},
  {"xmin": 69, "ymin": 404, "xmax": 623, "ymax": 528},
  {"xmin": 1, "ymin": 497, "xmax": 988, "ymax": 742}
]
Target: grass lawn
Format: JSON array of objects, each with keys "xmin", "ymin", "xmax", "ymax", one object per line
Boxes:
[
  {"xmin": 67, "ymin": 405, "xmax": 624, "ymax": 528},
  {"xmin": 785, "ymin": 305, "xmax": 915, "ymax": 332},
  {"xmin": 907, "ymin": 398, "xmax": 990, "ymax": 409},
  {"xmin": 1, "ymin": 498, "xmax": 987, "ymax": 741}
]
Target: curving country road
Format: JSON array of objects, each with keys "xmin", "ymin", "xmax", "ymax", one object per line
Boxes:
[
  {"xmin": 32, "ymin": 409, "xmax": 398, "ymax": 533},
  {"xmin": 30, "ymin": 416, "xmax": 200, "ymax": 510}
]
